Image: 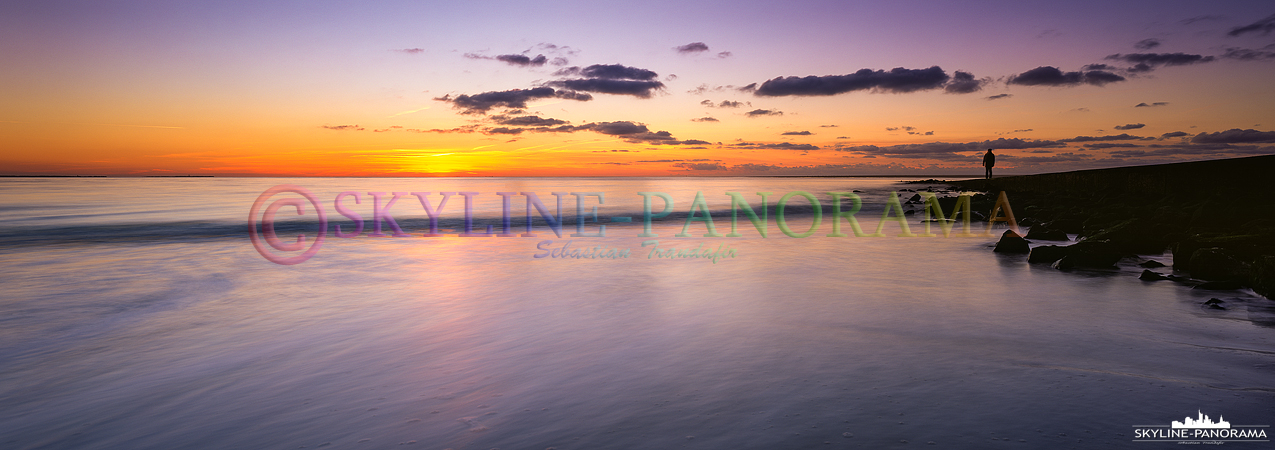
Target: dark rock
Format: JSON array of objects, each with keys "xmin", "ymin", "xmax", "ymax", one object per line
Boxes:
[
  {"xmin": 1025, "ymin": 226, "xmax": 1068, "ymax": 241},
  {"xmin": 1188, "ymin": 248, "xmax": 1250, "ymax": 282},
  {"xmin": 907, "ymin": 194, "xmax": 922, "ymax": 203},
  {"xmin": 1082, "ymin": 218, "xmax": 1169, "ymax": 254},
  {"xmin": 1203, "ymin": 298, "xmax": 1224, "ymax": 305},
  {"xmin": 993, "ymin": 230, "xmax": 1030, "ymax": 254},
  {"xmin": 1139, "ymin": 270, "xmax": 1168, "ymax": 281},
  {"xmin": 1193, "ymin": 281, "xmax": 1245, "ymax": 290},
  {"xmin": 1137, "ymin": 260, "xmax": 1166, "ymax": 268},
  {"xmin": 1250, "ymin": 256, "xmax": 1275, "ymax": 300},
  {"xmin": 1052, "ymin": 240, "xmax": 1122, "ymax": 270},
  {"xmin": 903, "ymin": 210, "xmax": 915, "ymax": 216},
  {"xmin": 1028, "ymin": 245, "xmax": 1069, "ymax": 264},
  {"xmin": 1047, "ymin": 218, "xmax": 1084, "ymax": 234}
]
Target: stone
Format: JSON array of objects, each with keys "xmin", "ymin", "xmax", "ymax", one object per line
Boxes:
[
  {"xmin": 1137, "ymin": 260, "xmax": 1166, "ymax": 268},
  {"xmin": 1025, "ymin": 225, "xmax": 1068, "ymax": 241},
  {"xmin": 1139, "ymin": 270, "xmax": 1167, "ymax": 281},
  {"xmin": 1052, "ymin": 240, "xmax": 1123, "ymax": 270},
  {"xmin": 993, "ymin": 230, "xmax": 1030, "ymax": 254},
  {"xmin": 1028, "ymin": 245, "xmax": 1069, "ymax": 264},
  {"xmin": 1188, "ymin": 248, "xmax": 1250, "ymax": 282}
]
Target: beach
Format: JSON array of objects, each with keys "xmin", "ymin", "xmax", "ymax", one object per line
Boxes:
[{"xmin": 1, "ymin": 175, "xmax": 1272, "ymax": 449}]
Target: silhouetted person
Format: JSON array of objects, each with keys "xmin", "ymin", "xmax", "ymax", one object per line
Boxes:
[{"xmin": 983, "ymin": 149, "xmax": 995, "ymax": 179}]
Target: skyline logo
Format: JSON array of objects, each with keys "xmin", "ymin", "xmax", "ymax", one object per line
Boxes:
[{"xmin": 1133, "ymin": 411, "xmax": 1269, "ymax": 444}]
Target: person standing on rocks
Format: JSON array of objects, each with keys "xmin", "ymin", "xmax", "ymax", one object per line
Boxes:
[{"xmin": 983, "ymin": 149, "xmax": 995, "ymax": 179}]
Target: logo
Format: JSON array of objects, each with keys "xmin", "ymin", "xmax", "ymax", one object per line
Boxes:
[{"xmin": 1133, "ymin": 411, "xmax": 1269, "ymax": 444}]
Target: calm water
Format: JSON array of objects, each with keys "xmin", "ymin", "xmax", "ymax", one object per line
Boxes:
[{"xmin": 1, "ymin": 177, "xmax": 1272, "ymax": 449}]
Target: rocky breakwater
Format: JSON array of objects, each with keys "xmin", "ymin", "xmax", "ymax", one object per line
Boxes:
[{"xmin": 946, "ymin": 154, "xmax": 1275, "ymax": 300}]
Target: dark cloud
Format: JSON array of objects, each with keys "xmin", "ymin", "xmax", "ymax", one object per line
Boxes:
[
  {"xmin": 1161, "ymin": 131, "xmax": 1189, "ymax": 138},
  {"xmin": 486, "ymin": 127, "xmax": 524, "ymax": 135},
  {"xmin": 691, "ymin": 117, "xmax": 719, "ymax": 122},
  {"xmin": 396, "ymin": 48, "xmax": 425, "ymax": 54},
  {"xmin": 717, "ymin": 51, "xmax": 732, "ymax": 59},
  {"xmin": 732, "ymin": 142, "xmax": 820, "ymax": 150},
  {"xmin": 838, "ymin": 138, "xmax": 1064, "ymax": 161},
  {"xmin": 738, "ymin": 83, "xmax": 757, "ymax": 93},
  {"xmin": 1180, "ymin": 15, "xmax": 1223, "ymax": 25},
  {"xmin": 718, "ymin": 100, "xmax": 746, "ymax": 108},
  {"xmin": 1007, "ymin": 66, "xmax": 1126, "ymax": 86},
  {"xmin": 1082, "ymin": 143, "xmax": 1142, "ymax": 149},
  {"xmin": 745, "ymin": 109, "xmax": 782, "ymax": 117},
  {"xmin": 1135, "ymin": 102, "xmax": 1169, "ymax": 107},
  {"xmin": 944, "ymin": 71, "xmax": 986, "ymax": 94},
  {"xmin": 1081, "ymin": 63, "xmax": 1118, "ymax": 71},
  {"xmin": 438, "ymin": 88, "xmax": 592, "ymax": 114},
  {"xmin": 1228, "ymin": 13, "xmax": 1275, "ymax": 36},
  {"xmin": 820, "ymin": 125, "xmax": 838, "ymax": 128},
  {"xmin": 673, "ymin": 162, "xmax": 728, "ymax": 171},
  {"xmin": 1191, "ymin": 128, "xmax": 1275, "ymax": 144},
  {"xmin": 675, "ymin": 42, "xmax": 710, "ymax": 53},
  {"xmin": 754, "ymin": 66, "xmax": 951, "ymax": 96},
  {"xmin": 1221, "ymin": 47, "xmax": 1275, "ymax": 61},
  {"xmin": 986, "ymin": 93, "xmax": 1012, "ymax": 100},
  {"xmin": 1134, "ymin": 39, "xmax": 1162, "ymax": 50},
  {"xmin": 781, "ymin": 131, "xmax": 812, "ymax": 136},
  {"xmin": 495, "ymin": 54, "xmax": 548, "ymax": 67},
  {"xmin": 576, "ymin": 64, "xmax": 659, "ymax": 81},
  {"xmin": 491, "ymin": 115, "xmax": 568, "ymax": 126},
  {"xmin": 547, "ymin": 78, "xmax": 664, "ymax": 97},
  {"xmin": 1061, "ymin": 134, "xmax": 1154, "ymax": 142},
  {"xmin": 321, "ymin": 125, "xmax": 363, "ymax": 131},
  {"xmin": 1105, "ymin": 52, "xmax": 1215, "ymax": 68},
  {"xmin": 1114, "ymin": 123, "xmax": 1146, "ymax": 130}
]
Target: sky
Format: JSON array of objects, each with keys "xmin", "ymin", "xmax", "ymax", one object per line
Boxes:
[{"xmin": 2, "ymin": 0, "xmax": 1274, "ymax": 177}]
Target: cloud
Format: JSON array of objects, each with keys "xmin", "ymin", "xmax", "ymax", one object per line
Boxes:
[
  {"xmin": 691, "ymin": 117, "xmax": 719, "ymax": 122},
  {"xmin": 781, "ymin": 131, "xmax": 812, "ymax": 136},
  {"xmin": 820, "ymin": 125, "xmax": 838, "ymax": 128},
  {"xmin": 547, "ymin": 79, "xmax": 664, "ymax": 97},
  {"xmin": 491, "ymin": 115, "xmax": 568, "ymax": 126},
  {"xmin": 396, "ymin": 48, "xmax": 425, "ymax": 54},
  {"xmin": 717, "ymin": 51, "xmax": 732, "ymax": 59},
  {"xmin": 496, "ymin": 54, "xmax": 548, "ymax": 67},
  {"xmin": 675, "ymin": 42, "xmax": 710, "ymax": 53},
  {"xmin": 732, "ymin": 142, "xmax": 820, "ymax": 150},
  {"xmin": 438, "ymin": 88, "xmax": 593, "ymax": 114},
  {"xmin": 1135, "ymin": 102, "xmax": 1169, "ymax": 107},
  {"xmin": 1081, "ymin": 63, "xmax": 1118, "ymax": 71},
  {"xmin": 1228, "ymin": 13, "xmax": 1275, "ymax": 36},
  {"xmin": 745, "ymin": 109, "xmax": 783, "ymax": 117},
  {"xmin": 321, "ymin": 125, "xmax": 363, "ymax": 131},
  {"xmin": 1221, "ymin": 47, "xmax": 1275, "ymax": 61},
  {"xmin": 486, "ymin": 127, "xmax": 524, "ymax": 135},
  {"xmin": 1082, "ymin": 143, "xmax": 1142, "ymax": 149},
  {"xmin": 1114, "ymin": 123, "xmax": 1146, "ymax": 130},
  {"xmin": 673, "ymin": 162, "xmax": 728, "ymax": 171},
  {"xmin": 986, "ymin": 93, "xmax": 1012, "ymax": 100},
  {"xmin": 1180, "ymin": 15, "xmax": 1223, "ymax": 25},
  {"xmin": 1104, "ymin": 52, "xmax": 1215, "ymax": 68},
  {"xmin": 1061, "ymin": 133, "xmax": 1154, "ymax": 142},
  {"xmin": 573, "ymin": 64, "xmax": 658, "ymax": 80},
  {"xmin": 1161, "ymin": 131, "xmax": 1189, "ymax": 138},
  {"xmin": 838, "ymin": 138, "xmax": 1065, "ymax": 161},
  {"xmin": 546, "ymin": 64, "xmax": 665, "ymax": 98},
  {"xmin": 944, "ymin": 71, "xmax": 987, "ymax": 94},
  {"xmin": 1191, "ymin": 128, "xmax": 1275, "ymax": 144},
  {"xmin": 754, "ymin": 66, "xmax": 953, "ymax": 96},
  {"xmin": 1007, "ymin": 66, "xmax": 1125, "ymax": 86},
  {"xmin": 1134, "ymin": 39, "xmax": 1162, "ymax": 50}
]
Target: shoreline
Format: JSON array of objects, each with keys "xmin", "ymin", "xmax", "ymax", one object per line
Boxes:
[{"xmin": 946, "ymin": 154, "xmax": 1275, "ymax": 300}]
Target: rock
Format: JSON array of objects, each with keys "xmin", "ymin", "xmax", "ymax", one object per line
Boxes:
[
  {"xmin": 1139, "ymin": 270, "xmax": 1168, "ymax": 281},
  {"xmin": 993, "ymin": 230, "xmax": 1030, "ymax": 254},
  {"xmin": 907, "ymin": 194, "xmax": 922, "ymax": 203},
  {"xmin": 1047, "ymin": 218, "xmax": 1084, "ymax": 234},
  {"xmin": 1250, "ymin": 256, "xmax": 1275, "ymax": 300},
  {"xmin": 1052, "ymin": 240, "xmax": 1123, "ymax": 270},
  {"xmin": 1028, "ymin": 245, "xmax": 1069, "ymax": 264},
  {"xmin": 1188, "ymin": 248, "xmax": 1250, "ymax": 282},
  {"xmin": 1025, "ymin": 225, "xmax": 1068, "ymax": 241},
  {"xmin": 1137, "ymin": 260, "xmax": 1166, "ymax": 268},
  {"xmin": 1082, "ymin": 218, "xmax": 1169, "ymax": 254},
  {"xmin": 1193, "ymin": 281, "xmax": 1245, "ymax": 290},
  {"xmin": 1203, "ymin": 298, "xmax": 1227, "ymax": 310}
]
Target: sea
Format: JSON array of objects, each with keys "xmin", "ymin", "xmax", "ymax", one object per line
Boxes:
[{"xmin": 1, "ymin": 177, "xmax": 1272, "ymax": 449}]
